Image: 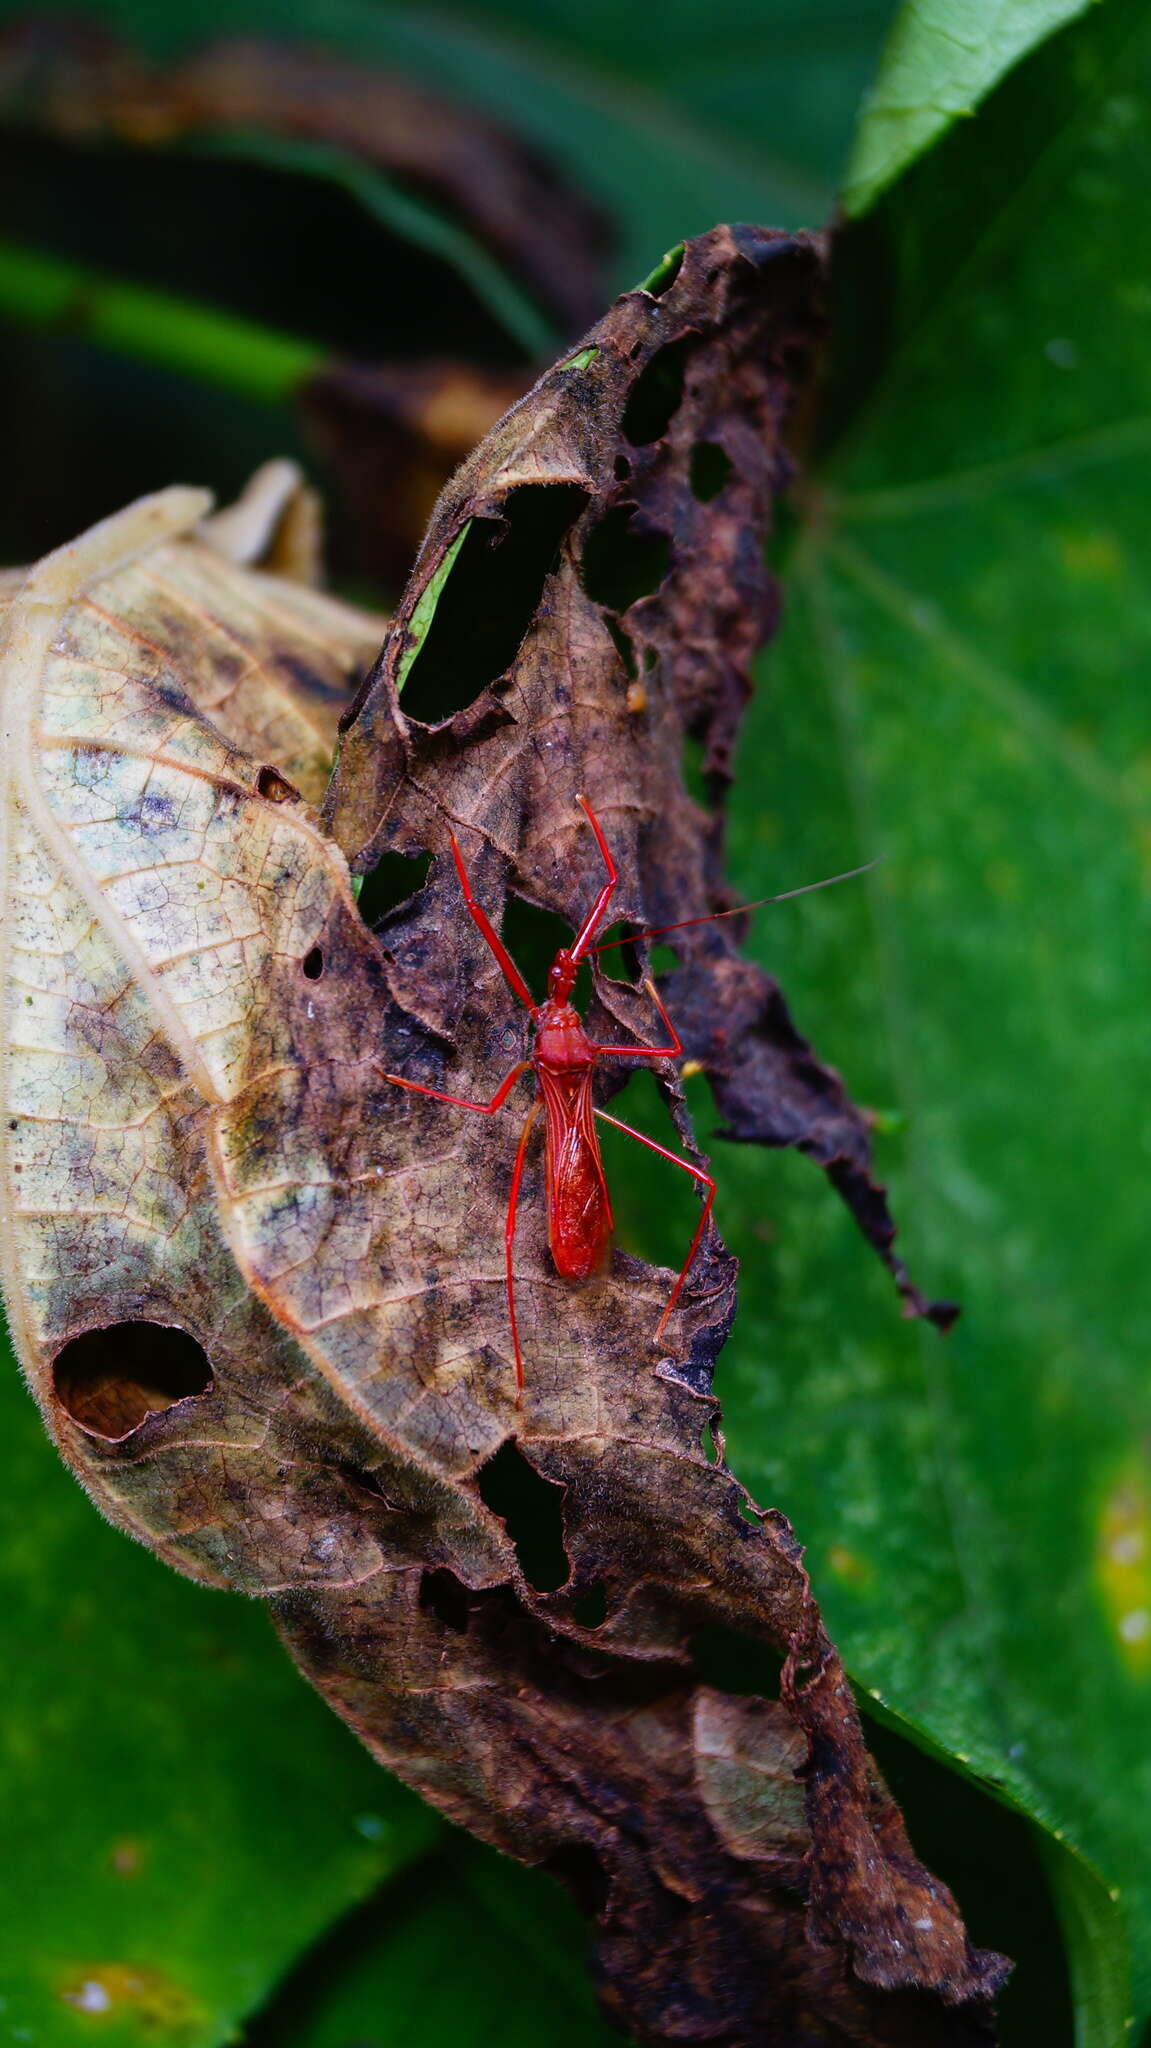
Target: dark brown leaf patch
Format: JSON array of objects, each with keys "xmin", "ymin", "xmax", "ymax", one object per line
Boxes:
[{"xmin": 3, "ymin": 245, "xmax": 998, "ymax": 2045}]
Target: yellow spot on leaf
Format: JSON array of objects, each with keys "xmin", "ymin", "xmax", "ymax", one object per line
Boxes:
[
  {"xmin": 1056, "ymin": 529, "xmax": 1125, "ymax": 582},
  {"xmin": 826, "ymin": 1544, "xmax": 871, "ymax": 1588},
  {"xmin": 60, "ymin": 1962, "xmax": 202, "ymax": 2038},
  {"xmin": 1096, "ymin": 1459, "xmax": 1151, "ymax": 1676},
  {"xmin": 108, "ymin": 1837, "xmax": 147, "ymax": 1877}
]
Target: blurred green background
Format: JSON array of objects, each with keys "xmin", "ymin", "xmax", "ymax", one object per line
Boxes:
[{"xmin": 1, "ymin": 1, "xmax": 1148, "ymax": 2044}]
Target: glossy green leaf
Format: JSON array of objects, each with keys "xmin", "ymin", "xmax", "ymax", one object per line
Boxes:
[
  {"xmin": 0, "ymin": 1328, "xmax": 440, "ymax": 2048},
  {"xmin": 844, "ymin": 0, "xmax": 1094, "ymax": 216},
  {"xmin": 683, "ymin": 0, "xmax": 1149, "ymax": 2033},
  {"xmin": 247, "ymin": 1840, "xmax": 621, "ymax": 2048}
]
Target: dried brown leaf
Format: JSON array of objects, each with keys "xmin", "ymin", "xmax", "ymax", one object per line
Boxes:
[{"xmin": 2, "ymin": 234, "xmax": 1002, "ymax": 2045}]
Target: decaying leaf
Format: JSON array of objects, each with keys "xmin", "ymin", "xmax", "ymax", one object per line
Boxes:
[
  {"xmin": 0, "ymin": 16, "xmax": 611, "ymax": 337},
  {"xmin": 2, "ymin": 232, "xmax": 1004, "ymax": 2045}
]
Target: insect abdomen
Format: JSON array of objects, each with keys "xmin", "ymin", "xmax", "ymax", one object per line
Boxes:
[{"xmin": 540, "ymin": 1068, "xmax": 612, "ymax": 1280}]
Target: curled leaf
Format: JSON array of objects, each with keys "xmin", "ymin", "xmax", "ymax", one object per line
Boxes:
[{"xmin": 2, "ymin": 236, "xmax": 1002, "ymax": 2042}]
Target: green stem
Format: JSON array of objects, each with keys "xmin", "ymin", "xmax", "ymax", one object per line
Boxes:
[{"xmin": 0, "ymin": 238, "xmax": 325, "ymax": 405}]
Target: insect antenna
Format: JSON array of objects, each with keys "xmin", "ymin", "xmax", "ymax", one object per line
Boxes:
[{"xmin": 587, "ymin": 858, "xmax": 882, "ymax": 956}]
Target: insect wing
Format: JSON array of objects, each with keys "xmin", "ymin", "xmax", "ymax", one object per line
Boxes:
[{"xmin": 539, "ymin": 1067, "xmax": 612, "ymax": 1280}]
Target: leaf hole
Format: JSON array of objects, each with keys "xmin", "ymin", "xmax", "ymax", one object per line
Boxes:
[
  {"xmin": 501, "ymin": 893, "xmax": 589, "ymax": 1009},
  {"xmin": 543, "ymin": 1844, "xmax": 610, "ymax": 1916},
  {"xmin": 613, "ymin": 455, "xmax": 631, "ymax": 480},
  {"xmin": 52, "ymin": 1321, "xmax": 213, "ymax": 1441},
  {"xmin": 572, "ymin": 1580, "xmax": 608, "ymax": 1629},
  {"xmin": 622, "ymin": 334, "xmax": 692, "ymax": 446},
  {"xmin": 605, "ymin": 614, "xmax": 637, "ymax": 680},
  {"xmin": 593, "ymin": 920, "xmax": 644, "ymax": 986},
  {"xmin": 255, "ymin": 765, "xmax": 300, "ymax": 803},
  {"xmin": 302, "ymin": 946, "xmax": 324, "ymax": 981},
  {"xmin": 418, "ymin": 1566, "xmax": 471, "ymax": 1633},
  {"xmin": 689, "ymin": 441, "xmax": 733, "ymax": 503},
  {"xmin": 682, "ymin": 729, "xmax": 711, "ymax": 807},
  {"xmin": 700, "ymin": 1417, "xmax": 723, "ymax": 1466},
  {"xmin": 638, "ymin": 243, "xmax": 684, "ymax": 297},
  {"xmin": 690, "ymin": 1624, "xmax": 784, "ymax": 1698},
  {"xmin": 581, "ymin": 505, "xmax": 670, "ymax": 614},
  {"xmin": 398, "ymin": 482, "xmax": 589, "ymax": 723},
  {"xmin": 476, "ymin": 1441, "xmax": 570, "ymax": 1593},
  {"xmin": 356, "ymin": 848, "xmax": 433, "ymax": 930}
]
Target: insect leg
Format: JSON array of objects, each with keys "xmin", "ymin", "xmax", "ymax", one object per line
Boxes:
[
  {"xmin": 449, "ymin": 834, "xmax": 537, "ymax": 1012},
  {"xmin": 593, "ymin": 1108, "xmax": 715, "ymax": 1338},
  {"xmin": 591, "ymin": 977, "xmax": 682, "ymax": 1059},
  {"xmin": 376, "ymin": 1060, "xmax": 530, "ymax": 1114},
  {"xmin": 506, "ymin": 1098, "xmax": 542, "ymax": 1402},
  {"xmin": 570, "ymin": 794, "xmax": 619, "ymax": 960}
]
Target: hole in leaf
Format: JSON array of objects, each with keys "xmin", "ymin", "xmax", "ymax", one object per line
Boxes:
[
  {"xmin": 302, "ymin": 946, "xmax": 324, "ymax": 981},
  {"xmin": 476, "ymin": 1441, "xmax": 569, "ymax": 1592},
  {"xmin": 622, "ymin": 335, "xmax": 691, "ymax": 446},
  {"xmin": 700, "ymin": 1417, "xmax": 722, "ymax": 1465},
  {"xmin": 544, "ymin": 1844, "xmax": 610, "ymax": 1916},
  {"xmin": 356, "ymin": 848, "xmax": 433, "ymax": 929},
  {"xmin": 689, "ymin": 441, "xmax": 733, "ymax": 503},
  {"xmin": 690, "ymin": 1624, "xmax": 784, "ymax": 1698},
  {"xmin": 398, "ymin": 482, "xmax": 588, "ymax": 723},
  {"xmin": 255, "ymin": 764, "xmax": 300, "ymax": 803},
  {"xmin": 613, "ymin": 454, "xmax": 631, "ymax": 480},
  {"xmin": 500, "ymin": 894, "xmax": 589, "ymax": 1009},
  {"xmin": 637, "ymin": 243, "xmax": 684, "ymax": 297},
  {"xmin": 593, "ymin": 919, "xmax": 644, "ymax": 985},
  {"xmin": 581, "ymin": 506, "xmax": 670, "ymax": 614},
  {"xmin": 419, "ymin": 1566, "xmax": 470, "ymax": 1633},
  {"xmin": 53, "ymin": 1321, "xmax": 213, "ymax": 1441},
  {"xmin": 682, "ymin": 729, "xmax": 710, "ymax": 807},
  {"xmin": 338, "ymin": 1463, "xmax": 393, "ymax": 1507},
  {"xmin": 605, "ymin": 615, "xmax": 637, "ymax": 680},
  {"xmin": 572, "ymin": 1580, "xmax": 608, "ymax": 1629}
]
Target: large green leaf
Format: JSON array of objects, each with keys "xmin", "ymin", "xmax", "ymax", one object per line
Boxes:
[
  {"xmin": 669, "ymin": 0, "xmax": 1149, "ymax": 2034},
  {"xmin": 247, "ymin": 1839, "xmax": 621, "ymax": 2048},
  {"xmin": 843, "ymin": 0, "xmax": 1095, "ymax": 216},
  {"xmin": 0, "ymin": 1329, "xmax": 440, "ymax": 2047}
]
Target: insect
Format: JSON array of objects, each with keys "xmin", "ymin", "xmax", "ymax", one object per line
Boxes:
[{"xmin": 379, "ymin": 795, "xmax": 870, "ymax": 1401}]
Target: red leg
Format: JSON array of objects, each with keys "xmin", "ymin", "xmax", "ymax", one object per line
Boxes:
[
  {"xmin": 505, "ymin": 1099, "xmax": 542, "ymax": 1402},
  {"xmin": 590, "ymin": 977, "xmax": 683, "ymax": 1059},
  {"xmin": 449, "ymin": 834, "xmax": 538, "ymax": 1013},
  {"xmin": 376, "ymin": 1059, "xmax": 530, "ymax": 1115},
  {"xmin": 570, "ymin": 794, "xmax": 619, "ymax": 961},
  {"xmin": 594, "ymin": 1108, "xmax": 715, "ymax": 1337}
]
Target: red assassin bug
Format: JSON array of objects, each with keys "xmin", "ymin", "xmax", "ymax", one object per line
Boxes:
[{"xmin": 378, "ymin": 796, "xmax": 872, "ymax": 1401}]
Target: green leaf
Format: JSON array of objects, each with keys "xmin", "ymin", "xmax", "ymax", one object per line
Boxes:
[
  {"xmin": 682, "ymin": 0, "xmax": 1149, "ymax": 2032},
  {"xmin": 0, "ymin": 1329, "xmax": 440, "ymax": 2047},
  {"xmin": 249, "ymin": 1840, "xmax": 621, "ymax": 2047},
  {"xmin": 396, "ymin": 520, "xmax": 473, "ymax": 694},
  {"xmin": 843, "ymin": 0, "xmax": 1095, "ymax": 216}
]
